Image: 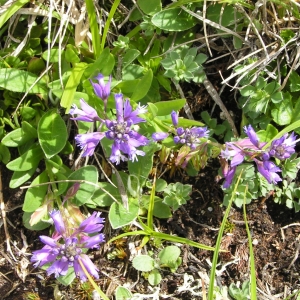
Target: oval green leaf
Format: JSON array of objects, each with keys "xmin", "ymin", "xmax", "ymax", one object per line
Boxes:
[
  {"xmin": 151, "ymin": 8, "xmax": 197, "ymax": 31},
  {"xmin": 109, "ymin": 199, "xmax": 139, "ymax": 229},
  {"xmin": 23, "ymin": 171, "xmax": 49, "ymax": 212},
  {"xmin": 68, "ymin": 166, "xmax": 98, "ymax": 206},
  {"xmin": 132, "ymin": 255, "xmax": 155, "ymax": 272},
  {"xmin": 6, "ymin": 145, "xmax": 43, "ymax": 171},
  {"xmin": 38, "ymin": 109, "xmax": 68, "ymax": 159},
  {"xmin": 0, "ymin": 68, "xmax": 47, "ymax": 94}
]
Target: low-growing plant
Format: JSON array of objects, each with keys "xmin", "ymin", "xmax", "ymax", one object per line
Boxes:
[{"xmin": 132, "ymin": 245, "xmax": 182, "ymax": 286}]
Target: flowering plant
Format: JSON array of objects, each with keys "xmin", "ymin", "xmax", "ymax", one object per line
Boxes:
[
  {"xmin": 70, "ymin": 75, "xmax": 149, "ymax": 164},
  {"xmin": 31, "ymin": 210, "xmax": 105, "ymax": 281}
]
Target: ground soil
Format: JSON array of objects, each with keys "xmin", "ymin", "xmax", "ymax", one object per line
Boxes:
[{"xmin": 1, "ymin": 153, "xmax": 300, "ymax": 300}]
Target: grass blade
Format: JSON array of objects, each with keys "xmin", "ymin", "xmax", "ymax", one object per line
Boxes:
[
  {"xmin": 208, "ymin": 172, "xmax": 243, "ymax": 299},
  {"xmin": 85, "ymin": 0, "xmax": 102, "ymax": 58},
  {"xmin": 0, "ymin": 0, "xmax": 30, "ymax": 30},
  {"xmin": 100, "ymin": 0, "xmax": 121, "ymax": 53},
  {"xmin": 243, "ymin": 186, "xmax": 257, "ymax": 298}
]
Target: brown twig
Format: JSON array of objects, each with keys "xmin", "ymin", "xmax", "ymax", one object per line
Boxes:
[
  {"xmin": 0, "ymin": 165, "xmax": 16, "ymax": 261},
  {"xmin": 203, "ymin": 78, "xmax": 239, "ymax": 137}
]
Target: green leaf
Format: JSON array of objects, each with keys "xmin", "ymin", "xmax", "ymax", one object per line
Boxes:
[
  {"xmin": 60, "ymin": 63, "xmax": 87, "ymax": 112},
  {"xmin": 132, "ymin": 255, "xmax": 155, "ymax": 272},
  {"xmin": 148, "ymin": 269, "xmax": 162, "ymax": 286},
  {"xmin": 65, "ymin": 45, "xmax": 80, "ymax": 63},
  {"xmin": 152, "ymin": 8, "xmax": 197, "ymax": 31},
  {"xmin": 6, "ymin": 145, "xmax": 43, "ymax": 171},
  {"xmin": 0, "ymin": 69, "xmax": 47, "ymax": 94},
  {"xmin": 138, "ymin": 0, "xmax": 161, "ymax": 15},
  {"xmin": 23, "ymin": 211, "xmax": 50, "ymax": 230},
  {"xmin": 131, "ymin": 69, "xmax": 153, "ymax": 101},
  {"xmin": 2, "ymin": 121, "xmax": 37, "ymax": 147},
  {"xmin": 240, "ymin": 85, "xmax": 255, "ymax": 97},
  {"xmin": 85, "ymin": 48, "xmax": 115, "ymax": 77},
  {"xmin": 155, "ymin": 179, "xmax": 167, "ymax": 192},
  {"xmin": 38, "ymin": 109, "xmax": 68, "ymax": 159},
  {"xmin": 257, "ymin": 124, "xmax": 278, "ymax": 142},
  {"xmin": 23, "ymin": 171, "xmax": 49, "ymax": 212},
  {"xmin": 271, "ymin": 98, "xmax": 293, "ymax": 125},
  {"xmin": 292, "ymin": 96, "xmax": 300, "ymax": 123},
  {"xmin": 9, "ymin": 168, "xmax": 37, "ymax": 188},
  {"xmin": 91, "ymin": 182, "xmax": 120, "ymax": 207},
  {"xmin": 289, "ymin": 71, "xmax": 300, "ymax": 92},
  {"xmin": 0, "ymin": 143, "xmax": 10, "ymax": 164},
  {"xmin": 123, "ymin": 49, "xmax": 141, "ymax": 69},
  {"xmin": 42, "ymin": 48, "xmax": 61, "ymax": 63},
  {"xmin": 207, "ymin": 3, "xmax": 242, "ymax": 27},
  {"xmin": 159, "ymin": 246, "xmax": 181, "ymax": 265},
  {"xmin": 68, "ymin": 166, "xmax": 98, "ymax": 206},
  {"xmin": 153, "ymin": 99, "xmax": 185, "ymax": 116},
  {"xmin": 109, "ymin": 199, "xmax": 139, "ymax": 229},
  {"xmin": 27, "ymin": 57, "xmax": 46, "ymax": 74},
  {"xmin": 128, "ymin": 143, "xmax": 158, "ymax": 186},
  {"xmin": 153, "ymin": 199, "xmax": 171, "ymax": 218},
  {"xmin": 115, "ymin": 286, "xmax": 133, "ymax": 300}
]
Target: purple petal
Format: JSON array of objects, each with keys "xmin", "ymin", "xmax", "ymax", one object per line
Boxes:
[
  {"xmin": 83, "ymin": 234, "xmax": 105, "ymax": 249},
  {"xmin": 75, "ymin": 132, "xmax": 105, "ymax": 157},
  {"xmin": 255, "ymin": 159, "xmax": 282, "ymax": 184},
  {"xmin": 114, "ymin": 93, "xmax": 124, "ymax": 123},
  {"xmin": 50, "ymin": 210, "xmax": 66, "ymax": 236},
  {"xmin": 124, "ymin": 100, "xmax": 146, "ymax": 124},
  {"xmin": 176, "ymin": 127, "xmax": 185, "ymax": 136},
  {"xmin": 231, "ymin": 153, "xmax": 245, "ymax": 167},
  {"xmin": 152, "ymin": 132, "xmax": 169, "ymax": 141},
  {"xmin": 223, "ymin": 166, "xmax": 236, "ymax": 188},
  {"xmin": 46, "ymin": 259, "xmax": 69, "ymax": 278},
  {"xmin": 244, "ymin": 125, "xmax": 259, "ymax": 147},
  {"xmin": 78, "ymin": 212, "xmax": 105, "ymax": 234},
  {"xmin": 128, "ymin": 131, "xmax": 149, "ymax": 146},
  {"xmin": 39, "ymin": 236, "xmax": 58, "ymax": 248},
  {"xmin": 31, "ymin": 246, "xmax": 58, "ymax": 267},
  {"xmin": 190, "ymin": 127, "xmax": 209, "ymax": 138},
  {"xmin": 90, "ymin": 74, "xmax": 111, "ymax": 101},
  {"xmin": 70, "ymin": 99, "xmax": 101, "ymax": 122},
  {"xmin": 128, "ymin": 149, "xmax": 145, "ymax": 162},
  {"xmin": 74, "ymin": 254, "xmax": 99, "ymax": 282},
  {"xmin": 171, "ymin": 111, "xmax": 178, "ymax": 126},
  {"xmin": 110, "ymin": 144, "xmax": 127, "ymax": 164}
]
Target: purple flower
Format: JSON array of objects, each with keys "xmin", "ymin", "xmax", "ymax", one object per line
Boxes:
[
  {"xmin": 50, "ymin": 210, "xmax": 66, "ymax": 236},
  {"xmin": 90, "ymin": 74, "xmax": 111, "ymax": 101},
  {"xmin": 31, "ymin": 210, "xmax": 105, "ymax": 282},
  {"xmin": 223, "ymin": 166, "xmax": 237, "ymax": 188},
  {"xmin": 174, "ymin": 126, "xmax": 209, "ymax": 150},
  {"xmin": 152, "ymin": 132, "xmax": 169, "ymax": 141},
  {"xmin": 71, "ymin": 92, "xmax": 149, "ymax": 163},
  {"xmin": 171, "ymin": 110, "xmax": 178, "ymax": 126},
  {"xmin": 70, "ymin": 99, "xmax": 101, "ymax": 122},
  {"xmin": 221, "ymin": 144, "xmax": 245, "ymax": 167},
  {"xmin": 75, "ymin": 132, "xmax": 105, "ymax": 157},
  {"xmin": 244, "ymin": 125, "xmax": 259, "ymax": 148},
  {"xmin": 268, "ymin": 132, "xmax": 297, "ymax": 160},
  {"xmin": 77, "ymin": 211, "xmax": 105, "ymax": 234},
  {"xmin": 104, "ymin": 94, "xmax": 149, "ymax": 164},
  {"xmin": 123, "ymin": 99, "xmax": 147, "ymax": 124},
  {"xmin": 254, "ymin": 159, "xmax": 282, "ymax": 184}
]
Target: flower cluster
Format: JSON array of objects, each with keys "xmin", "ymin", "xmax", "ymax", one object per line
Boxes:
[
  {"xmin": 70, "ymin": 74, "xmax": 149, "ymax": 164},
  {"xmin": 31, "ymin": 210, "xmax": 105, "ymax": 281},
  {"xmin": 152, "ymin": 110, "xmax": 209, "ymax": 149},
  {"xmin": 221, "ymin": 125, "xmax": 297, "ymax": 187},
  {"xmin": 152, "ymin": 111, "xmax": 209, "ymax": 167}
]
